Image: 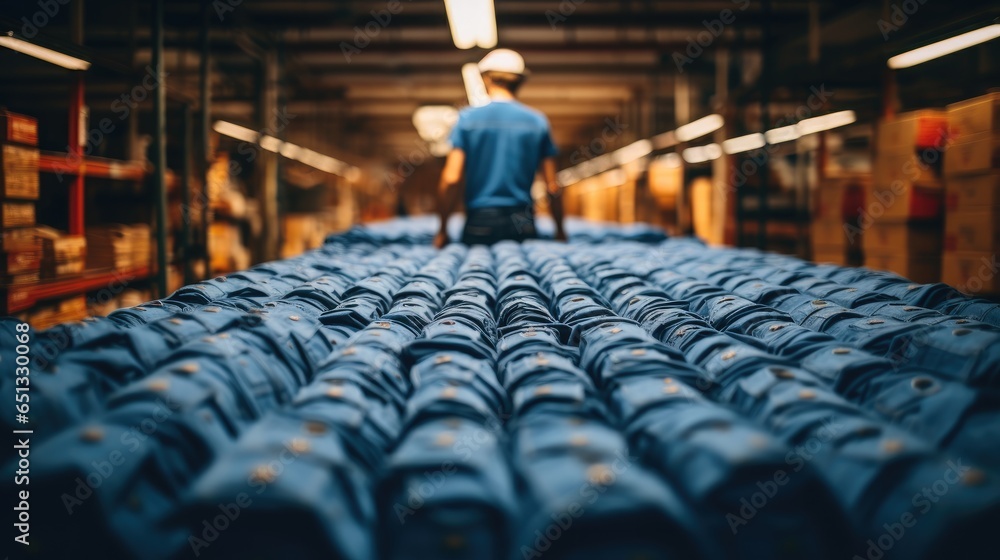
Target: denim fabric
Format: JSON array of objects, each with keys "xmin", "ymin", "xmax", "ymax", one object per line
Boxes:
[
  {"xmin": 175, "ymin": 410, "xmax": 376, "ymax": 560},
  {"xmin": 886, "ymin": 326, "xmax": 1000, "ymax": 387},
  {"xmin": 610, "ymin": 375, "xmax": 852, "ymax": 560},
  {"xmin": 379, "ymin": 418, "xmax": 516, "ymax": 560}
]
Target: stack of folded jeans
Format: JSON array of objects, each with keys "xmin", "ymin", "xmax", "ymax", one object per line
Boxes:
[{"xmin": 4, "ymin": 217, "xmax": 1000, "ymax": 560}]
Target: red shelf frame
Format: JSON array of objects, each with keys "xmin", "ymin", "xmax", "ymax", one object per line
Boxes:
[{"xmin": 2, "ymin": 266, "xmax": 152, "ymax": 314}]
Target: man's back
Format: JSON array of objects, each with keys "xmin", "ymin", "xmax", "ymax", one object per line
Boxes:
[{"xmin": 450, "ymin": 100, "xmax": 557, "ymax": 210}]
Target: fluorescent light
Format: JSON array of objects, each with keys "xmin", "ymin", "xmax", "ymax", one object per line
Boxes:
[
  {"xmin": 413, "ymin": 105, "xmax": 459, "ymax": 142},
  {"xmin": 796, "ymin": 110, "xmax": 856, "ymax": 135},
  {"xmin": 443, "ymin": 0, "xmax": 497, "ymax": 49},
  {"xmin": 213, "ymin": 121, "xmax": 259, "ymax": 143},
  {"xmin": 655, "ymin": 153, "xmax": 684, "ymax": 168},
  {"xmin": 612, "ymin": 139, "xmax": 653, "ymax": 166},
  {"xmin": 889, "ymin": 24, "xmax": 1000, "ymax": 69},
  {"xmin": 280, "ymin": 142, "xmax": 302, "ymax": 159},
  {"xmin": 765, "ymin": 125, "xmax": 800, "ymax": 145},
  {"xmin": 259, "ymin": 135, "xmax": 282, "ymax": 153},
  {"xmin": 462, "ymin": 63, "xmax": 491, "ymax": 107},
  {"xmin": 0, "ymin": 35, "xmax": 90, "ymax": 70},
  {"xmin": 345, "ymin": 167, "xmax": 362, "ymax": 183},
  {"xmin": 557, "ymin": 169, "xmax": 579, "ymax": 186},
  {"xmin": 651, "ymin": 131, "xmax": 678, "ymax": 150},
  {"xmin": 722, "ymin": 133, "xmax": 766, "ymax": 154},
  {"xmin": 681, "ymin": 144, "xmax": 723, "ymax": 164},
  {"xmin": 599, "ymin": 168, "xmax": 627, "ymax": 188},
  {"xmin": 676, "ymin": 114, "xmax": 725, "ymax": 142}
]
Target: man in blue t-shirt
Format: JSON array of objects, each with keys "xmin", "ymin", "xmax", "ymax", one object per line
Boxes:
[{"xmin": 434, "ymin": 49, "xmax": 566, "ymax": 248}]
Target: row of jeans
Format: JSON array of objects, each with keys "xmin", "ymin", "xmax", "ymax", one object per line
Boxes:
[{"xmin": 4, "ymin": 217, "xmax": 1000, "ymax": 559}]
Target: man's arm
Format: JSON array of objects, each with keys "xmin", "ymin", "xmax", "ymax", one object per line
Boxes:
[
  {"xmin": 542, "ymin": 157, "xmax": 567, "ymax": 241},
  {"xmin": 435, "ymin": 148, "xmax": 465, "ymax": 248}
]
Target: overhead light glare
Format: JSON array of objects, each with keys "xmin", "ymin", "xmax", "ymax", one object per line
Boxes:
[
  {"xmin": 682, "ymin": 144, "xmax": 723, "ymax": 164},
  {"xmin": 796, "ymin": 110, "xmax": 857, "ymax": 136},
  {"xmin": 0, "ymin": 35, "xmax": 90, "ymax": 70},
  {"xmin": 764, "ymin": 125, "xmax": 800, "ymax": 145},
  {"xmin": 722, "ymin": 133, "xmax": 766, "ymax": 154},
  {"xmin": 676, "ymin": 114, "xmax": 725, "ymax": 142},
  {"xmin": 443, "ymin": 0, "xmax": 497, "ymax": 49},
  {"xmin": 259, "ymin": 135, "xmax": 282, "ymax": 153},
  {"xmin": 213, "ymin": 121, "xmax": 259, "ymax": 143},
  {"xmin": 888, "ymin": 24, "xmax": 1000, "ymax": 69},
  {"xmin": 462, "ymin": 63, "xmax": 491, "ymax": 107}
]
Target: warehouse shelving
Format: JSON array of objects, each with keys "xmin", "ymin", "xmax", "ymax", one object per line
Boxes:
[{"xmin": 2, "ymin": 265, "xmax": 151, "ymax": 314}]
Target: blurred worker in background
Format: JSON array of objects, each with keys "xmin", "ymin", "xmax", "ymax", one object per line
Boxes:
[{"xmin": 434, "ymin": 49, "xmax": 566, "ymax": 248}]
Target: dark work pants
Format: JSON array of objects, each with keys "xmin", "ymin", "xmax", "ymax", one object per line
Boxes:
[{"xmin": 462, "ymin": 206, "xmax": 537, "ymax": 246}]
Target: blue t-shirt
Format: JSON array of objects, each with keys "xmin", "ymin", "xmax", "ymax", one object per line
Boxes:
[{"xmin": 449, "ymin": 100, "xmax": 558, "ymax": 210}]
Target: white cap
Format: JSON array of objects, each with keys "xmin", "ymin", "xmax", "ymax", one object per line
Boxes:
[{"xmin": 477, "ymin": 49, "xmax": 529, "ymax": 76}]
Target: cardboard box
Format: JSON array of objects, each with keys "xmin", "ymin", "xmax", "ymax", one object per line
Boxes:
[
  {"xmin": 0, "ymin": 144, "xmax": 40, "ymax": 200},
  {"xmin": 942, "ymin": 251, "xmax": 1000, "ymax": 295},
  {"xmin": 944, "ymin": 210, "xmax": 1000, "ymax": 253},
  {"xmin": 945, "ymin": 133, "xmax": 1000, "ymax": 176},
  {"xmin": 0, "ymin": 202, "xmax": 35, "ymax": 229},
  {"xmin": 948, "ymin": 92, "xmax": 1000, "ymax": 140},
  {"xmin": 865, "ymin": 183, "xmax": 943, "ymax": 220},
  {"xmin": 811, "ymin": 219, "xmax": 855, "ymax": 250},
  {"xmin": 865, "ymin": 253, "xmax": 940, "ymax": 284},
  {"xmin": 0, "ymin": 227, "xmax": 38, "ymax": 252},
  {"xmin": 877, "ymin": 110, "xmax": 948, "ymax": 154},
  {"xmin": 813, "ymin": 176, "xmax": 868, "ymax": 222},
  {"xmin": 863, "ymin": 221, "xmax": 942, "ymax": 256},
  {"xmin": 0, "ymin": 111, "xmax": 38, "ymax": 147},
  {"xmin": 946, "ymin": 173, "xmax": 1000, "ymax": 211},
  {"xmin": 0, "ymin": 246, "xmax": 41, "ymax": 276},
  {"xmin": 874, "ymin": 152, "xmax": 943, "ymax": 189},
  {"xmin": 811, "ymin": 246, "xmax": 849, "ymax": 266}
]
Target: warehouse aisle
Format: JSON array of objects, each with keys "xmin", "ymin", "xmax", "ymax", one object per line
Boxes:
[{"xmin": 4, "ymin": 218, "xmax": 1000, "ymax": 560}]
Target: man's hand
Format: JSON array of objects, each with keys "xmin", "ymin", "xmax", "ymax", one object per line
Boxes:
[{"xmin": 434, "ymin": 230, "xmax": 450, "ymax": 249}]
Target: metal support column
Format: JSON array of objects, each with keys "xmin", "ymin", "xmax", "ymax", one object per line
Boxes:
[
  {"xmin": 68, "ymin": 0, "xmax": 85, "ymax": 236},
  {"xmin": 757, "ymin": 0, "xmax": 773, "ymax": 250},
  {"xmin": 152, "ymin": 0, "xmax": 169, "ymax": 297},
  {"xmin": 200, "ymin": 0, "xmax": 212, "ymax": 278},
  {"xmin": 181, "ymin": 104, "xmax": 194, "ymax": 285}
]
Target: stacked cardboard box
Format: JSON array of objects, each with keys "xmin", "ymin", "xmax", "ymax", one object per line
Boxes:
[
  {"xmin": 811, "ymin": 175, "xmax": 867, "ymax": 265},
  {"xmin": 0, "ymin": 110, "xmax": 41, "ymax": 286},
  {"xmin": 27, "ymin": 296, "xmax": 88, "ymax": 331},
  {"xmin": 86, "ymin": 224, "xmax": 152, "ymax": 271},
  {"xmin": 35, "ymin": 226, "xmax": 87, "ymax": 279},
  {"xmin": 943, "ymin": 93, "xmax": 1000, "ymax": 295},
  {"xmin": 863, "ymin": 110, "xmax": 948, "ymax": 283}
]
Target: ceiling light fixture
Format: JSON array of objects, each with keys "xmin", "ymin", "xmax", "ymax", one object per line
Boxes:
[
  {"xmin": 796, "ymin": 110, "xmax": 857, "ymax": 136},
  {"xmin": 722, "ymin": 133, "xmax": 766, "ymax": 154},
  {"xmin": 462, "ymin": 63, "xmax": 491, "ymax": 107},
  {"xmin": 443, "ymin": 0, "xmax": 497, "ymax": 50},
  {"xmin": 675, "ymin": 114, "xmax": 725, "ymax": 142},
  {"xmin": 888, "ymin": 23, "xmax": 1000, "ymax": 69},
  {"xmin": 0, "ymin": 34, "xmax": 90, "ymax": 70},
  {"xmin": 764, "ymin": 125, "xmax": 800, "ymax": 145},
  {"xmin": 681, "ymin": 144, "xmax": 723, "ymax": 164}
]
